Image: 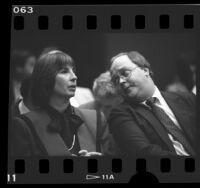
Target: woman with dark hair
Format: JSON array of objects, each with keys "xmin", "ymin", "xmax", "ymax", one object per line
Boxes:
[{"xmin": 10, "ymin": 50, "xmax": 112, "ymax": 157}]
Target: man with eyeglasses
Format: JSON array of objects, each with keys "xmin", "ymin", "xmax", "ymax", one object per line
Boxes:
[{"xmin": 108, "ymin": 51, "xmax": 197, "ymax": 156}]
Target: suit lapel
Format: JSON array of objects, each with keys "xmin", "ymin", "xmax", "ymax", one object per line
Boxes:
[
  {"xmin": 26, "ymin": 111, "xmax": 72, "ymax": 156},
  {"xmin": 134, "ymin": 104, "xmax": 176, "ymax": 152},
  {"xmin": 161, "ymin": 92, "xmax": 195, "ymax": 144}
]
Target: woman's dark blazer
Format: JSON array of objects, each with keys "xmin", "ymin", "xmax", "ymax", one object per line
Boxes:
[{"xmin": 9, "ymin": 107, "xmax": 112, "ymax": 156}]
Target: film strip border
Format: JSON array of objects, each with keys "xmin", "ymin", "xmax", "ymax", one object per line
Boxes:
[
  {"xmin": 7, "ymin": 157, "xmax": 200, "ymax": 183},
  {"xmin": 13, "ymin": 14, "xmax": 196, "ymax": 30},
  {"xmin": 12, "ymin": 5, "xmax": 200, "ymax": 32},
  {"xmin": 9, "ymin": 5, "xmax": 200, "ymax": 184}
]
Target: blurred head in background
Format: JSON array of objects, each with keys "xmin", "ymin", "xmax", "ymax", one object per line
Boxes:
[
  {"xmin": 11, "ymin": 50, "xmax": 36, "ymax": 83},
  {"xmin": 92, "ymin": 71, "xmax": 123, "ymax": 118},
  {"xmin": 10, "ymin": 49, "xmax": 36, "ymax": 103},
  {"xmin": 166, "ymin": 51, "xmax": 196, "ymax": 94}
]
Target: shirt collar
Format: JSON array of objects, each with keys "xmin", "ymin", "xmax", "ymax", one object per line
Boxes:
[
  {"xmin": 151, "ymin": 86, "xmax": 162, "ymax": 104},
  {"xmin": 141, "ymin": 85, "xmax": 162, "ymax": 106}
]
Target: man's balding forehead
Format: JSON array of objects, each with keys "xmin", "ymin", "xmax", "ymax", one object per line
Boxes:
[{"xmin": 111, "ymin": 52, "xmax": 128, "ymax": 63}]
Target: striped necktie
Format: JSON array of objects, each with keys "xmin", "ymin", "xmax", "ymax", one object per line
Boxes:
[{"xmin": 146, "ymin": 97, "xmax": 195, "ymax": 155}]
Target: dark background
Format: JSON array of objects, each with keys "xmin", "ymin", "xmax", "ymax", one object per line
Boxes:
[{"xmin": 11, "ymin": 32, "xmax": 198, "ymax": 90}]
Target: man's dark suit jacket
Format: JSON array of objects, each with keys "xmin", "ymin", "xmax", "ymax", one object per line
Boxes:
[
  {"xmin": 108, "ymin": 91, "xmax": 197, "ymax": 156},
  {"xmin": 9, "ymin": 107, "xmax": 112, "ymax": 157}
]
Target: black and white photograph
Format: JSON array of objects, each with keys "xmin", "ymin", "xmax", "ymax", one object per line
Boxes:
[{"xmin": 7, "ymin": 4, "xmax": 200, "ymax": 184}]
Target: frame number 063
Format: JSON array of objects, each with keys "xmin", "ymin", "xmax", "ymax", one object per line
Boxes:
[{"xmin": 13, "ymin": 6, "xmax": 33, "ymax": 14}]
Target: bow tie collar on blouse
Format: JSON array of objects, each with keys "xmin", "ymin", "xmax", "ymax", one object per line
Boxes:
[{"xmin": 46, "ymin": 104, "xmax": 83, "ymax": 133}]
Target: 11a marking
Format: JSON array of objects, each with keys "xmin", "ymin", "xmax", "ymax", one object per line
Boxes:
[
  {"xmin": 7, "ymin": 174, "xmax": 16, "ymax": 182},
  {"xmin": 102, "ymin": 174, "xmax": 114, "ymax": 180}
]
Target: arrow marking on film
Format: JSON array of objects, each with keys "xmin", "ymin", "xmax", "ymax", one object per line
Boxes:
[{"xmin": 86, "ymin": 175, "xmax": 101, "ymax": 180}]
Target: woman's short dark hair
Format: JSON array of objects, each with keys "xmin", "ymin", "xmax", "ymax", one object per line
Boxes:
[
  {"xmin": 30, "ymin": 50, "xmax": 75, "ymax": 107},
  {"xmin": 110, "ymin": 51, "xmax": 154, "ymax": 77}
]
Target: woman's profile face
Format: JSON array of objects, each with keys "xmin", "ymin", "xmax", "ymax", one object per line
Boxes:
[{"xmin": 53, "ymin": 65, "xmax": 77, "ymax": 99}]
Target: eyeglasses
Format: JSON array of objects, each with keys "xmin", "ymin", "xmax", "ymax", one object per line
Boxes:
[{"xmin": 111, "ymin": 66, "xmax": 139, "ymax": 85}]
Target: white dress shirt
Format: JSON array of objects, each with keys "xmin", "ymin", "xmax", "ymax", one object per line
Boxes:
[{"xmin": 142, "ymin": 86, "xmax": 189, "ymax": 156}]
